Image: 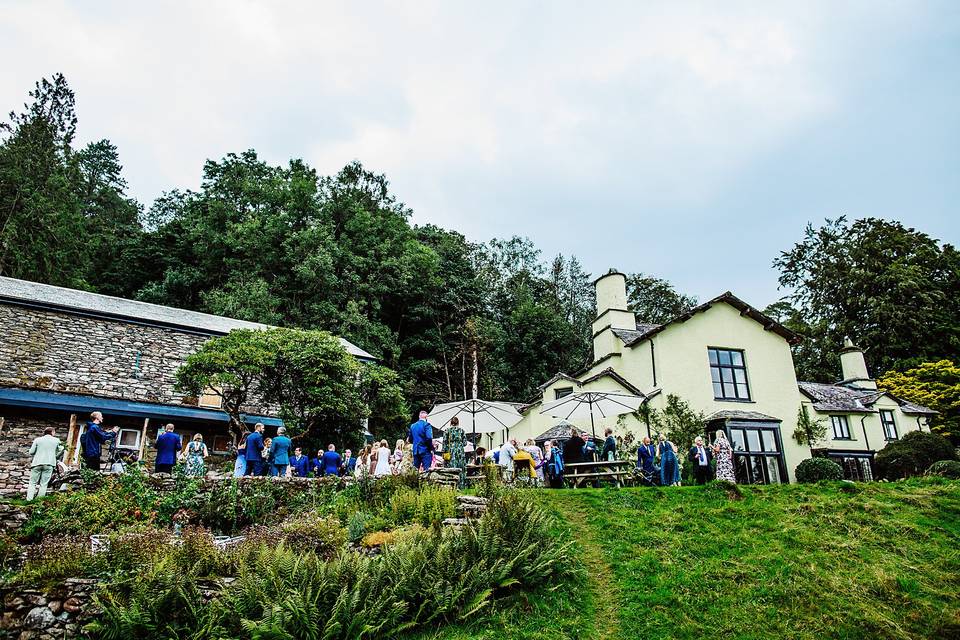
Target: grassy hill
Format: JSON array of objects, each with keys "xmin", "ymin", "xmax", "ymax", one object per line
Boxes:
[{"xmin": 424, "ymin": 479, "xmax": 960, "ymax": 640}]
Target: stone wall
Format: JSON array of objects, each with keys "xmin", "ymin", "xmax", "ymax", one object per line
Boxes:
[
  {"xmin": 0, "ymin": 415, "xmax": 63, "ymax": 497},
  {"xmin": 0, "ymin": 304, "xmax": 209, "ymax": 405},
  {"xmin": 0, "ymin": 578, "xmax": 99, "ymax": 639}
]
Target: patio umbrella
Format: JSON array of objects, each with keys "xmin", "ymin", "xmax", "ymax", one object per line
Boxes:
[
  {"xmin": 428, "ymin": 399, "xmax": 524, "ymax": 444},
  {"xmin": 539, "ymin": 389, "xmax": 644, "ymax": 438}
]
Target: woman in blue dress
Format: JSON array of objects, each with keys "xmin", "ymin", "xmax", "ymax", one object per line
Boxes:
[{"xmin": 658, "ymin": 433, "xmax": 680, "ymax": 486}]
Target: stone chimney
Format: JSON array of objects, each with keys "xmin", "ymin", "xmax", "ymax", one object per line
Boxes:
[
  {"xmin": 839, "ymin": 336, "xmax": 877, "ymax": 389},
  {"xmin": 591, "ymin": 271, "xmax": 636, "ymax": 361}
]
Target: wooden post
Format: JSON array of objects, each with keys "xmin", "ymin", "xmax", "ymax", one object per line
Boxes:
[
  {"xmin": 65, "ymin": 414, "xmax": 77, "ymax": 464},
  {"xmin": 138, "ymin": 418, "xmax": 149, "ymax": 462}
]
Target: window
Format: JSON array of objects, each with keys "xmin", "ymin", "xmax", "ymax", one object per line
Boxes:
[
  {"xmin": 724, "ymin": 426, "xmax": 786, "ymax": 484},
  {"xmin": 880, "ymin": 410, "xmax": 898, "ymax": 440},
  {"xmin": 555, "ymin": 387, "xmax": 573, "ymax": 400},
  {"xmin": 212, "ymin": 435, "xmax": 232, "ymax": 454},
  {"xmin": 829, "ymin": 454, "xmax": 874, "ymax": 481},
  {"xmin": 830, "ymin": 415, "xmax": 851, "ymax": 440},
  {"xmin": 708, "ymin": 348, "xmax": 751, "ymax": 401},
  {"xmin": 117, "ymin": 428, "xmax": 141, "ymax": 450}
]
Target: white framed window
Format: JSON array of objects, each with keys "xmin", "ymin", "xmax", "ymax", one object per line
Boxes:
[
  {"xmin": 555, "ymin": 387, "xmax": 573, "ymax": 400},
  {"xmin": 117, "ymin": 428, "xmax": 141, "ymax": 450},
  {"xmin": 831, "ymin": 415, "xmax": 852, "ymax": 440}
]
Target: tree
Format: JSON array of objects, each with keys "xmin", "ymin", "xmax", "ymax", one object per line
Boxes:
[
  {"xmin": 878, "ymin": 360, "xmax": 960, "ymax": 443},
  {"xmin": 175, "ymin": 329, "xmax": 279, "ymax": 441},
  {"xmin": 649, "ymin": 394, "xmax": 707, "ymax": 451},
  {"xmin": 774, "ymin": 217, "xmax": 960, "ymax": 376},
  {"xmin": 625, "ymin": 274, "xmax": 697, "ymax": 324},
  {"xmin": 176, "ymin": 328, "xmax": 407, "ymax": 446},
  {"xmin": 0, "ymin": 74, "xmax": 86, "ymax": 286},
  {"xmin": 792, "ymin": 404, "xmax": 827, "ymax": 447}
]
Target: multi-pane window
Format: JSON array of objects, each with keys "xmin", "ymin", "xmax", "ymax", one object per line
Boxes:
[
  {"xmin": 880, "ymin": 410, "xmax": 898, "ymax": 440},
  {"xmin": 831, "ymin": 415, "xmax": 852, "ymax": 440},
  {"xmin": 830, "ymin": 455, "xmax": 874, "ymax": 481},
  {"xmin": 726, "ymin": 426, "xmax": 786, "ymax": 484},
  {"xmin": 555, "ymin": 387, "xmax": 573, "ymax": 400},
  {"xmin": 708, "ymin": 348, "xmax": 751, "ymax": 401}
]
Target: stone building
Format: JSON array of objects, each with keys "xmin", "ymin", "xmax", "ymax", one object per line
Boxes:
[{"xmin": 0, "ymin": 276, "xmax": 374, "ymax": 494}]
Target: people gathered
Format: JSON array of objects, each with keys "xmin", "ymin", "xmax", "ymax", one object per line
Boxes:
[{"xmin": 33, "ymin": 407, "xmax": 738, "ymax": 493}]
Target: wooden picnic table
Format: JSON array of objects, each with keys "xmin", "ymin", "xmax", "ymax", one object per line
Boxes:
[{"xmin": 563, "ymin": 460, "xmax": 633, "ymax": 488}]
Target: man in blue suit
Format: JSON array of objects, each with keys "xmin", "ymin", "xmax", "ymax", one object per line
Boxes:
[
  {"xmin": 244, "ymin": 423, "xmax": 265, "ymax": 476},
  {"xmin": 408, "ymin": 410, "xmax": 434, "ymax": 472},
  {"xmin": 290, "ymin": 446, "xmax": 311, "ymax": 477},
  {"xmin": 81, "ymin": 411, "xmax": 118, "ymax": 471},
  {"xmin": 320, "ymin": 444, "xmax": 342, "ymax": 476},
  {"xmin": 154, "ymin": 423, "xmax": 182, "ymax": 474},
  {"xmin": 270, "ymin": 426, "xmax": 293, "ymax": 476}
]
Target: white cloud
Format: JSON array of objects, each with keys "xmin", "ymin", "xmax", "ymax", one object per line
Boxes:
[{"xmin": 1, "ymin": 0, "xmax": 954, "ymax": 303}]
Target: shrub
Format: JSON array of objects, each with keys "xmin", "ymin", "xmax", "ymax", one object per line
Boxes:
[
  {"xmin": 795, "ymin": 457, "xmax": 844, "ymax": 483},
  {"xmin": 925, "ymin": 460, "xmax": 960, "ymax": 479},
  {"xmin": 390, "ymin": 485, "xmax": 456, "ymax": 528},
  {"xmin": 18, "ymin": 537, "xmax": 98, "ymax": 585},
  {"xmin": 278, "ymin": 514, "xmax": 346, "ymax": 559},
  {"xmin": 347, "ymin": 510, "xmax": 371, "ymax": 543},
  {"xmin": 875, "ymin": 431, "xmax": 958, "ymax": 480},
  {"xmin": 361, "ymin": 530, "xmax": 397, "ymax": 548}
]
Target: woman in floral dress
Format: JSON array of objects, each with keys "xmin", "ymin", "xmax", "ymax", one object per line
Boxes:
[
  {"xmin": 712, "ymin": 429, "xmax": 736, "ymax": 483},
  {"xmin": 442, "ymin": 416, "xmax": 467, "ymax": 488},
  {"xmin": 184, "ymin": 433, "xmax": 208, "ymax": 477}
]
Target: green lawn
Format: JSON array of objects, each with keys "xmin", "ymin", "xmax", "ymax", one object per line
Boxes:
[{"xmin": 427, "ymin": 479, "xmax": 960, "ymax": 640}]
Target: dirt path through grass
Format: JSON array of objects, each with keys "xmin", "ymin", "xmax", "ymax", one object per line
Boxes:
[{"xmin": 549, "ymin": 493, "xmax": 624, "ymax": 640}]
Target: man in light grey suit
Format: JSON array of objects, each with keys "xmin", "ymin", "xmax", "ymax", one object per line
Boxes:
[{"xmin": 27, "ymin": 426, "xmax": 64, "ymax": 500}]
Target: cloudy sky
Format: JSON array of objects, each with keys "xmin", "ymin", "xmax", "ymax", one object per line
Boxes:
[{"xmin": 3, "ymin": 1, "xmax": 958, "ymax": 306}]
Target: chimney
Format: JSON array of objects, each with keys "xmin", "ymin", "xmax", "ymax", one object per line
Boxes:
[
  {"xmin": 591, "ymin": 271, "xmax": 636, "ymax": 361},
  {"xmin": 839, "ymin": 336, "xmax": 877, "ymax": 389}
]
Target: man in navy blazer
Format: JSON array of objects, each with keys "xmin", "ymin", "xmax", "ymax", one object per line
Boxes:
[
  {"xmin": 81, "ymin": 411, "xmax": 118, "ymax": 471},
  {"xmin": 289, "ymin": 446, "xmax": 311, "ymax": 477},
  {"xmin": 244, "ymin": 423, "xmax": 266, "ymax": 476},
  {"xmin": 154, "ymin": 423, "xmax": 182, "ymax": 474},
  {"xmin": 408, "ymin": 410, "xmax": 434, "ymax": 472},
  {"xmin": 688, "ymin": 436, "xmax": 713, "ymax": 485}
]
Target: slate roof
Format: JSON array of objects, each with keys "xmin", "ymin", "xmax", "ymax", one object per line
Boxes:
[
  {"xmin": 797, "ymin": 382, "xmax": 936, "ymax": 415},
  {"xmin": 798, "ymin": 382, "xmax": 877, "ymax": 413},
  {"xmin": 533, "ymin": 421, "xmax": 579, "ymax": 443},
  {"xmin": 705, "ymin": 409, "xmax": 781, "ymax": 422},
  {"xmin": 619, "ymin": 292, "xmax": 801, "ymax": 347},
  {"xmin": 0, "ymin": 276, "xmax": 376, "ymax": 361}
]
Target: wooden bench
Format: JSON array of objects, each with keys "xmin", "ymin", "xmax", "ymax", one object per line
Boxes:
[{"xmin": 563, "ymin": 461, "xmax": 633, "ymax": 488}]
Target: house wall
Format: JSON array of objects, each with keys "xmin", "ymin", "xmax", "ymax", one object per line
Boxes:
[{"xmin": 811, "ymin": 396, "xmax": 926, "ymax": 454}]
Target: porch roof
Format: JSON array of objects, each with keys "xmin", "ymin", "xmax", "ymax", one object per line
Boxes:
[{"xmin": 0, "ymin": 386, "xmax": 283, "ymax": 427}]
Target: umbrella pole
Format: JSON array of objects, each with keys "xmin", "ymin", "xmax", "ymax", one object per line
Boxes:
[
  {"xmin": 590, "ymin": 400, "xmax": 596, "ymax": 439},
  {"xmin": 472, "ymin": 413, "xmax": 476, "ymax": 462}
]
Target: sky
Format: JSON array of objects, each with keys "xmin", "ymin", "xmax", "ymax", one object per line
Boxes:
[{"xmin": 2, "ymin": 1, "xmax": 958, "ymax": 307}]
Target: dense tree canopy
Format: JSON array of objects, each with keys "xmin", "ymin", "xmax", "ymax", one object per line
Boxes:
[{"xmin": 774, "ymin": 217, "xmax": 960, "ymax": 381}]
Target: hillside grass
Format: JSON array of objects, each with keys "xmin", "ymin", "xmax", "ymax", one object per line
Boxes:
[{"xmin": 424, "ymin": 478, "xmax": 960, "ymax": 640}]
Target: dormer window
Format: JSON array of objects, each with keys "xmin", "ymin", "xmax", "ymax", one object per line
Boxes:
[{"xmin": 709, "ymin": 348, "xmax": 751, "ymax": 401}]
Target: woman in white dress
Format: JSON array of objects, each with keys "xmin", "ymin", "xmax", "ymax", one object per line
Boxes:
[{"xmin": 374, "ymin": 439, "xmax": 392, "ymax": 477}]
